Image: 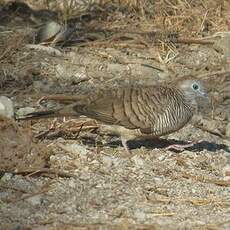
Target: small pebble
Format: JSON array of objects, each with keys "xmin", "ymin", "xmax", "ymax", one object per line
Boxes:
[
  {"xmin": 131, "ymin": 155, "xmax": 145, "ymax": 168},
  {"xmin": 102, "ymin": 155, "xmax": 113, "ymax": 168},
  {"xmin": 27, "ymin": 195, "xmax": 43, "ymax": 206},
  {"xmin": 0, "ymin": 173, "xmax": 13, "ymax": 181}
]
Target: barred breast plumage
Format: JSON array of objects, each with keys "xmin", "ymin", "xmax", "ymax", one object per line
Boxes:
[{"xmin": 18, "ymin": 77, "xmax": 208, "ymax": 153}]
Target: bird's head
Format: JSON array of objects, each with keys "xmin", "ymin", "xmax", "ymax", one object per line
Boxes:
[{"xmin": 176, "ymin": 77, "xmax": 209, "ymax": 107}]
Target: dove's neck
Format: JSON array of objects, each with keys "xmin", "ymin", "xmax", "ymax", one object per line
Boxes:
[{"xmin": 182, "ymin": 91, "xmax": 198, "ymax": 113}]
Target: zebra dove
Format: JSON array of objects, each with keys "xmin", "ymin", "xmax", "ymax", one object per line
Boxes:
[{"xmin": 18, "ymin": 77, "xmax": 208, "ymax": 153}]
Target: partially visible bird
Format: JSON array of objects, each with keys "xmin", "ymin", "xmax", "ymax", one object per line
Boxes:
[{"xmin": 17, "ymin": 77, "xmax": 209, "ymax": 153}]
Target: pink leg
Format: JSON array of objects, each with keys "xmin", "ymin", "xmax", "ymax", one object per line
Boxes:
[
  {"xmin": 165, "ymin": 140, "xmax": 202, "ymax": 151},
  {"xmin": 121, "ymin": 137, "xmax": 132, "ymax": 154}
]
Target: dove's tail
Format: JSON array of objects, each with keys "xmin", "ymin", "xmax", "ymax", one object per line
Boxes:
[{"xmin": 16, "ymin": 105, "xmax": 80, "ymax": 120}]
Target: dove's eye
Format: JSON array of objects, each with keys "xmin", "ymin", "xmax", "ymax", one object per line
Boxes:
[{"xmin": 192, "ymin": 83, "xmax": 199, "ymax": 91}]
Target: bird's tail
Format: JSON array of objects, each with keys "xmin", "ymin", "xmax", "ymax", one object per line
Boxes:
[{"xmin": 16, "ymin": 104, "xmax": 80, "ymax": 120}]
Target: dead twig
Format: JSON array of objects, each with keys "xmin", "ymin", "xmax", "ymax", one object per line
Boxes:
[
  {"xmin": 197, "ymin": 70, "xmax": 230, "ymax": 79},
  {"xmin": 7, "ymin": 188, "xmax": 50, "ymax": 203},
  {"xmin": 176, "ymin": 37, "xmax": 215, "ymax": 45},
  {"xmin": 152, "ymin": 196, "xmax": 230, "ymax": 206},
  {"xmin": 25, "ymin": 44, "xmax": 63, "ymax": 56},
  {"xmin": 4, "ymin": 168, "xmax": 76, "ymax": 178},
  {"xmin": 182, "ymin": 172, "xmax": 230, "ymax": 187},
  {"xmin": 0, "ymin": 185, "xmax": 28, "ymax": 193},
  {"xmin": 194, "ymin": 124, "xmax": 225, "ymax": 139}
]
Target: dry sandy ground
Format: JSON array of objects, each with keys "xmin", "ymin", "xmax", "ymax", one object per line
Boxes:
[{"xmin": 0, "ymin": 1, "xmax": 230, "ymax": 229}]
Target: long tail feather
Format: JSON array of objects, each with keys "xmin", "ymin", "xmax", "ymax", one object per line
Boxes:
[
  {"xmin": 16, "ymin": 104, "xmax": 81, "ymax": 120},
  {"xmin": 16, "ymin": 109, "xmax": 61, "ymax": 120}
]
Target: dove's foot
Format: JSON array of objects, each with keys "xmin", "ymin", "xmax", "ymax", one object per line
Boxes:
[
  {"xmin": 121, "ymin": 137, "xmax": 132, "ymax": 154},
  {"xmin": 165, "ymin": 142, "xmax": 195, "ymax": 151}
]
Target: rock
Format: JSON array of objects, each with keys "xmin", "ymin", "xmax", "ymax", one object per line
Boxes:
[
  {"xmin": 101, "ymin": 155, "xmax": 123, "ymax": 170},
  {"xmin": 27, "ymin": 195, "xmax": 43, "ymax": 206},
  {"xmin": 131, "ymin": 155, "xmax": 145, "ymax": 168},
  {"xmin": 225, "ymin": 123, "xmax": 230, "ymax": 138},
  {"xmin": 222, "ymin": 164, "xmax": 230, "ymax": 181},
  {"xmin": 16, "ymin": 107, "xmax": 35, "ymax": 117},
  {"xmin": 0, "ymin": 173, "xmax": 13, "ymax": 181},
  {"xmin": 158, "ymin": 154, "xmax": 167, "ymax": 161},
  {"xmin": 0, "ymin": 96, "xmax": 14, "ymax": 118},
  {"xmin": 57, "ymin": 143, "xmax": 89, "ymax": 159},
  {"xmin": 107, "ymin": 63, "xmax": 127, "ymax": 73},
  {"xmin": 34, "ymin": 21, "xmax": 76, "ymax": 46},
  {"xmin": 68, "ymin": 179, "xmax": 76, "ymax": 188},
  {"xmin": 134, "ymin": 209, "xmax": 146, "ymax": 221},
  {"xmin": 35, "ymin": 21, "xmax": 62, "ymax": 44},
  {"xmin": 102, "ymin": 155, "xmax": 113, "ymax": 168}
]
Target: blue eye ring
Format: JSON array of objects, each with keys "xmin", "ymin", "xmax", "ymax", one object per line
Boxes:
[{"xmin": 192, "ymin": 83, "xmax": 199, "ymax": 90}]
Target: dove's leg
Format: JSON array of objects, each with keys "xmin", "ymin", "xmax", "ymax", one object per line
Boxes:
[
  {"xmin": 99, "ymin": 124, "xmax": 134, "ymax": 154},
  {"xmin": 121, "ymin": 137, "xmax": 132, "ymax": 154}
]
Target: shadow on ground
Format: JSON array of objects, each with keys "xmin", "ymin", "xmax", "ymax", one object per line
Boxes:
[{"xmin": 106, "ymin": 138, "xmax": 229, "ymax": 153}]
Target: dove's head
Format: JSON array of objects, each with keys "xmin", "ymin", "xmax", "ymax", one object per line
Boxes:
[{"xmin": 176, "ymin": 77, "xmax": 209, "ymax": 106}]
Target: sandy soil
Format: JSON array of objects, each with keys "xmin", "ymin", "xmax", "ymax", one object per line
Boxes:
[{"xmin": 0, "ymin": 1, "xmax": 230, "ymax": 229}]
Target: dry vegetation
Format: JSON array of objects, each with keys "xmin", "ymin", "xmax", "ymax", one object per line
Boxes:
[{"xmin": 0, "ymin": 0, "xmax": 230, "ymax": 230}]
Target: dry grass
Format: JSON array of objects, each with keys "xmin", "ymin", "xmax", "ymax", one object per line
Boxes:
[
  {"xmin": 12, "ymin": 0, "xmax": 227, "ymax": 58},
  {"xmin": 1, "ymin": 0, "xmax": 230, "ymax": 58},
  {"xmin": 14, "ymin": 0, "xmax": 230, "ymax": 34},
  {"xmin": 64, "ymin": 1, "xmax": 229, "ymax": 32}
]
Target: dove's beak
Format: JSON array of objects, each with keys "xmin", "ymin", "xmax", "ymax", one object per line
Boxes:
[
  {"xmin": 201, "ymin": 92, "xmax": 208, "ymax": 98},
  {"xmin": 199, "ymin": 91, "xmax": 210, "ymax": 103}
]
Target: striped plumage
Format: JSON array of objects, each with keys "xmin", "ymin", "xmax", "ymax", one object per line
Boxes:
[
  {"xmin": 19, "ymin": 77, "xmax": 208, "ymax": 153},
  {"xmin": 72, "ymin": 86, "xmax": 193, "ymax": 136}
]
